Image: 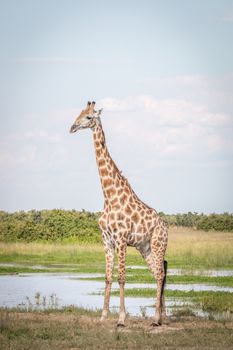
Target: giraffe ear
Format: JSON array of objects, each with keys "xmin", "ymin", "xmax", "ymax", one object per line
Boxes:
[
  {"xmin": 97, "ymin": 109, "xmax": 103, "ymax": 116},
  {"xmin": 89, "ymin": 101, "xmax": 96, "ymax": 111}
]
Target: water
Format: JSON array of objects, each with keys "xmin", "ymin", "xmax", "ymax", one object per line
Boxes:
[
  {"xmin": 1, "ymin": 263, "xmax": 233, "ymax": 277},
  {"xmin": 127, "ymin": 266, "xmax": 233, "ymax": 277},
  {"xmin": 167, "ymin": 269, "xmax": 233, "ymax": 277},
  {"xmin": 0, "ymin": 273, "xmax": 157, "ymax": 316},
  {"xmin": 0, "ymin": 272, "xmax": 232, "ymax": 317}
]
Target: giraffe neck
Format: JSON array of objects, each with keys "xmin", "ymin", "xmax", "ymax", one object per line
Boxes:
[{"xmin": 92, "ymin": 119, "xmax": 126, "ymax": 205}]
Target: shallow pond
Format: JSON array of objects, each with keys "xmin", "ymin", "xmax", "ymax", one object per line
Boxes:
[
  {"xmin": 0, "ymin": 272, "xmax": 232, "ymax": 317},
  {"xmin": 128, "ymin": 266, "xmax": 233, "ymax": 277},
  {"xmin": 0, "ymin": 273, "xmax": 156, "ymax": 316}
]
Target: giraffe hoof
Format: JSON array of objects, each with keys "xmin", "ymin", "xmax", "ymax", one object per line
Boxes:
[
  {"xmin": 117, "ymin": 323, "xmax": 125, "ymax": 328},
  {"xmin": 151, "ymin": 321, "xmax": 162, "ymax": 327}
]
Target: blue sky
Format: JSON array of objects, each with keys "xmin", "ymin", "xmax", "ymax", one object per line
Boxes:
[{"xmin": 0, "ymin": 0, "xmax": 233, "ymax": 213}]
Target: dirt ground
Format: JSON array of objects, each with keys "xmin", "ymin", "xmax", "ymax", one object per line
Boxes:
[
  {"xmin": 16, "ymin": 311, "xmax": 232, "ymax": 332},
  {"xmin": 1, "ymin": 311, "xmax": 233, "ymax": 349}
]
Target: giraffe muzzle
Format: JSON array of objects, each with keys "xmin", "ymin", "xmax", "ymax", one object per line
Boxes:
[{"xmin": 70, "ymin": 124, "xmax": 79, "ymax": 133}]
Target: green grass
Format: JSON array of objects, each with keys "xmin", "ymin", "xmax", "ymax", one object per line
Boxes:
[
  {"xmin": 0, "ymin": 308, "xmax": 233, "ymax": 350},
  {"xmin": 82, "ymin": 272, "xmax": 233, "ymax": 287},
  {"xmin": 0, "ymin": 264, "xmax": 106, "ymax": 275},
  {"xmin": 0, "ymin": 266, "xmax": 53, "ymax": 274},
  {"xmin": 199, "ymin": 293, "xmax": 233, "ymax": 313},
  {"xmin": 0, "ymin": 305, "xmax": 103, "ymax": 318},
  {"xmin": 1, "ymin": 227, "xmax": 233, "ymax": 270},
  {"xmin": 111, "ymin": 288, "xmax": 232, "ymax": 299},
  {"xmin": 109, "ymin": 288, "xmax": 233, "ymax": 313}
]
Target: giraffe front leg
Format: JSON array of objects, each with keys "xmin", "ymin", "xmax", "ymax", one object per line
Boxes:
[
  {"xmin": 100, "ymin": 243, "xmax": 115, "ymax": 322},
  {"xmin": 116, "ymin": 242, "xmax": 127, "ymax": 327}
]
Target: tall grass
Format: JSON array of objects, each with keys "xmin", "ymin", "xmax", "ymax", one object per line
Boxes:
[
  {"xmin": 0, "ymin": 241, "xmax": 106, "ymax": 266},
  {"xmin": 166, "ymin": 227, "xmax": 233, "ymax": 268},
  {"xmin": 0, "ymin": 227, "xmax": 232, "ymax": 269}
]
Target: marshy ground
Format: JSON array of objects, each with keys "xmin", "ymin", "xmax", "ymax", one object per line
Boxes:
[
  {"xmin": 1, "ymin": 227, "xmax": 233, "ymax": 272},
  {"xmin": 0, "ymin": 227, "xmax": 233, "ymax": 349}
]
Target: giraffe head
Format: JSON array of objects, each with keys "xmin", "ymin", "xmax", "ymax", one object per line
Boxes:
[{"xmin": 70, "ymin": 101, "xmax": 102, "ymax": 133}]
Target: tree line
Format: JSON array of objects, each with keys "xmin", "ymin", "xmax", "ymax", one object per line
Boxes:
[
  {"xmin": 0, "ymin": 210, "xmax": 232, "ymax": 242},
  {"xmin": 159, "ymin": 211, "xmax": 233, "ymax": 232}
]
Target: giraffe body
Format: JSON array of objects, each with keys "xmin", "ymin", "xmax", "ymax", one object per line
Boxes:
[{"xmin": 70, "ymin": 102, "xmax": 168, "ymax": 327}]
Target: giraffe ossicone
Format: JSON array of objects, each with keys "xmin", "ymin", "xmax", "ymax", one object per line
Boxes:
[{"xmin": 70, "ymin": 101, "xmax": 168, "ymax": 327}]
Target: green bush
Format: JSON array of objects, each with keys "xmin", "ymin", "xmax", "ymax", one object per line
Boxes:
[
  {"xmin": 159, "ymin": 211, "xmax": 233, "ymax": 232},
  {"xmin": 0, "ymin": 209, "xmax": 101, "ymax": 243},
  {"xmin": 196, "ymin": 213, "xmax": 233, "ymax": 232},
  {"xmin": 0, "ymin": 210, "xmax": 232, "ymax": 243}
]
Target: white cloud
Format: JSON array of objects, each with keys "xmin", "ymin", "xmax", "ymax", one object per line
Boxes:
[
  {"xmin": 221, "ymin": 14, "xmax": 233, "ymax": 22},
  {"xmin": 136, "ymin": 74, "xmax": 233, "ymax": 116},
  {"xmin": 99, "ymin": 95, "xmax": 233, "ymax": 159},
  {"xmin": 100, "ymin": 95, "xmax": 231, "ymax": 127}
]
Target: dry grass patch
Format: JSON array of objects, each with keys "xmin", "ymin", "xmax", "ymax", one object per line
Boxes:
[
  {"xmin": 166, "ymin": 227, "xmax": 233, "ymax": 268},
  {"xmin": 1, "ymin": 310, "xmax": 233, "ymax": 350}
]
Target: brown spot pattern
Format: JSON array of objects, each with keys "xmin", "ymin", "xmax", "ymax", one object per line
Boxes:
[{"xmin": 91, "ymin": 121, "xmax": 168, "ymax": 326}]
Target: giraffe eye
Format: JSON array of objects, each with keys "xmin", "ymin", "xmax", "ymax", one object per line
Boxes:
[{"xmin": 86, "ymin": 116, "xmax": 92, "ymax": 120}]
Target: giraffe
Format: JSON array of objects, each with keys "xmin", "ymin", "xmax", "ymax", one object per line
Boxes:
[{"xmin": 70, "ymin": 101, "xmax": 168, "ymax": 327}]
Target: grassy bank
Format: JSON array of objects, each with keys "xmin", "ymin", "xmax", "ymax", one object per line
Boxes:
[
  {"xmin": 0, "ymin": 308, "xmax": 233, "ymax": 350},
  {"xmin": 109, "ymin": 289, "xmax": 233, "ymax": 313},
  {"xmin": 0, "ymin": 228, "xmax": 233, "ymax": 273},
  {"xmin": 82, "ymin": 273, "xmax": 233, "ymax": 287}
]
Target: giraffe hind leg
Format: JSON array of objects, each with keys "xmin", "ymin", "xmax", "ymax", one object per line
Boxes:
[
  {"xmin": 116, "ymin": 241, "xmax": 127, "ymax": 327},
  {"xmin": 140, "ymin": 249, "xmax": 167, "ymax": 325},
  {"xmin": 150, "ymin": 258, "xmax": 166, "ymax": 326},
  {"xmin": 138, "ymin": 246, "xmax": 167, "ymax": 325}
]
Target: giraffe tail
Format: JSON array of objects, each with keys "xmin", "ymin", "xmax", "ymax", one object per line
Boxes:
[
  {"xmin": 161, "ymin": 260, "xmax": 168, "ymax": 317},
  {"xmin": 162, "ymin": 260, "xmax": 168, "ymax": 292}
]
